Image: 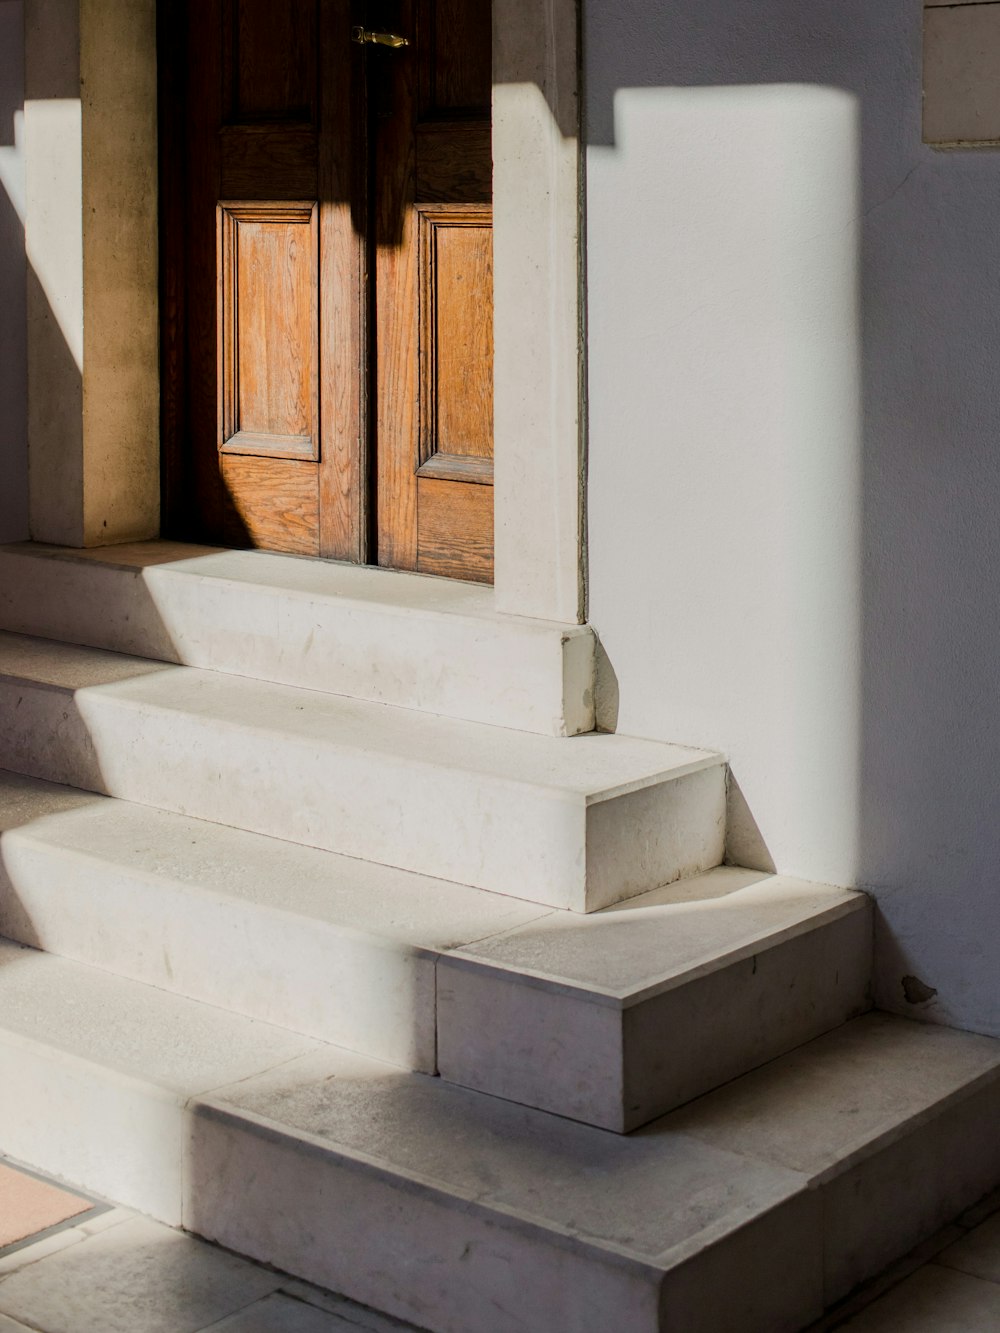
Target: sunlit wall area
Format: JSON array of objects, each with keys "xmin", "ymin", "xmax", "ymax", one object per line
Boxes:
[
  {"xmin": 0, "ymin": 0, "xmax": 28, "ymax": 544},
  {"xmin": 585, "ymin": 0, "xmax": 1000, "ymax": 1034},
  {"xmin": 586, "ymin": 76, "xmax": 863, "ymax": 883}
]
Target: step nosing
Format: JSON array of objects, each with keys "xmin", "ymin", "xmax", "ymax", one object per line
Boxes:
[
  {"xmin": 8, "ymin": 829, "xmax": 433, "ymax": 949},
  {"xmin": 442, "ymin": 895, "xmax": 867, "ymax": 1005},
  {"xmin": 45, "ymin": 675, "xmax": 714, "ymax": 796},
  {"xmin": 3, "ymin": 544, "xmax": 586, "ymax": 633},
  {"xmin": 582, "ymin": 754, "xmax": 723, "ymax": 803},
  {"xmin": 153, "ymin": 568, "xmax": 549, "ymax": 629}
]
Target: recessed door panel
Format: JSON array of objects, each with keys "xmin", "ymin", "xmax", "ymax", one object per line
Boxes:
[
  {"xmin": 220, "ymin": 454, "xmax": 319, "ymax": 555},
  {"xmin": 219, "ymin": 202, "xmax": 319, "ymax": 462},
  {"xmin": 423, "ymin": 0, "xmax": 491, "ymax": 113},
  {"xmin": 225, "ymin": 0, "xmax": 318, "ymax": 123},
  {"xmin": 417, "ymin": 206, "xmax": 493, "ymax": 481}
]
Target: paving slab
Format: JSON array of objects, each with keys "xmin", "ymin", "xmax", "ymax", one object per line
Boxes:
[
  {"xmin": 203, "ymin": 1293, "xmax": 377, "ymax": 1332},
  {"xmin": 0, "ymin": 1217, "xmax": 281, "ymax": 1333},
  {"xmin": 839, "ymin": 1263, "xmax": 1000, "ymax": 1331},
  {"xmin": 937, "ymin": 1210, "xmax": 1000, "ymax": 1284}
]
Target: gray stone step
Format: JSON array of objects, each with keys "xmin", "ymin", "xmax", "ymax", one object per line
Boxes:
[
  {"xmin": 0, "ymin": 632, "xmax": 725, "ymax": 912},
  {"xmin": 0, "ymin": 941, "xmax": 996, "ymax": 1333},
  {"xmin": 0, "ymin": 772, "xmax": 866, "ymax": 1121},
  {"xmin": 0, "ymin": 770, "xmax": 546, "ymax": 1072},
  {"xmin": 437, "ymin": 864, "xmax": 873, "ymax": 1129},
  {"xmin": 0, "ymin": 541, "xmax": 595, "ymax": 735}
]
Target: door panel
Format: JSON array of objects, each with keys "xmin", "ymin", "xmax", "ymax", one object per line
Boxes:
[
  {"xmin": 227, "ymin": 0, "xmax": 318, "ymax": 121},
  {"xmin": 418, "ymin": 206, "xmax": 493, "ymax": 472},
  {"xmin": 220, "ymin": 454, "xmax": 320, "ymax": 555},
  {"xmin": 373, "ymin": 0, "xmax": 494, "ymax": 582},
  {"xmin": 161, "ymin": 0, "xmax": 364, "ymax": 559},
  {"xmin": 425, "ymin": 0, "xmax": 491, "ymax": 112},
  {"xmin": 219, "ymin": 201, "xmax": 319, "ymax": 462},
  {"xmin": 418, "ymin": 479, "xmax": 493, "ymax": 581}
]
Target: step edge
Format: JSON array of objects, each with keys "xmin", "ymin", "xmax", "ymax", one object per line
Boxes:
[
  {"xmin": 0, "ymin": 543, "xmax": 593, "ymax": 637},
  {"xmin": 0, "ymin": 940, "xmax": 332, "ymax": 1094},
  {"xmin": 4, "ymin": 823, "xmax": 475, "ymax": 963},
  {"xmin": 440, "ymin": 894, "xmax": 870, "ymax": 1008},
  {"xmin": 149, "ymin": 565, "xmax": 594, "ymax": 637},
  {"xmin": 0, "ymin": 647, "xmax": 721, "ymax": 800},
  {"xmin": 189, "ymin": 1092, "xmax": 799, "ymax": 1279},
  {"xmin": 804, "ymin": 1055, "xmax": 1000, "ymax": 1187}
]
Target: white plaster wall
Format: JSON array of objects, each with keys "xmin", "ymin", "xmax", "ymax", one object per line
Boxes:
[
  {"xmin": 0, "ymin": 0, "xmax": 28, "ymax": 543},
  {"xmin": 585, "ymin": 0, "xmax": 1000, "ymax": 1033}
]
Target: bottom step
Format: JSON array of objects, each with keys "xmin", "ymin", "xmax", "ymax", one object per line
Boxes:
[{"xmin": 1, "ymin": 941, "xmax": 999, "ymax": 1333}]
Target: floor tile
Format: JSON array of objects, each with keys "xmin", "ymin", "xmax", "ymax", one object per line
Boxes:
[
  {"xmin": 278, "ymin": 1283, "xmax": 418, "ymax": 1331},
  {"xmin": 0, "ymin": 1225, "xmax": 85, "ymax": 1277},
  {"xmin": 203, "ymin": 1293, "xmax": 375, "ymax": 1331},
  {"xmin": 0, "ymin": 1216, "xmax": 282, "ymax": 1333},
  {"xmin": 937, "ymin": 1210, "xmax": 1000, "ymax": 1284},
  {"xmin": 956, "ymin": 1185, "xmax": 1000, "ymax": 1230},
  {"xmin": 77, "ymin": 1206, "xmax": 133, "ymax": 1236},
  {"xmin": 839, "ymin": 1263, "xmax": 1000, "ymax": 1330}
]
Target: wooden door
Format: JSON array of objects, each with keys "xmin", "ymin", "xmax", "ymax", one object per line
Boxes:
[
  {"xmin": 370, "ymin": 0, "xmax": 494, "ymax": 582},
  {"xmin": 160, "ymin": 0, "xmax": 366, "ymax": 560},
  {"xmin": 159, "ymin": 2, "xmax": 493, "ymax": 581}
]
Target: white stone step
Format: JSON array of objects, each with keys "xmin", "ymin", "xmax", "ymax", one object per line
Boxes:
[
  {"xmin": 1, "ymin": 945, "xmax": 997, "ymax": 1332},
  {"xmin": 0, "ymin": 937, "xmax": 323, "ymax": 1225},
  {"xmin": 0, "ymin": 541, "xmax": 595, "ymax": 735},
  {"xmin": 0, "ymin": 770, "xmax": 548, "ymax": 1072},
  {"xmin": 437, "ymin": 865, "xmax": 873, "ymax": 1130},
  {"xmin": 191, "ymin": 1013, "xmax": 1000, "ymax": 1330},
  {"xmin": 0, "ymin": 773, "xmax": 867, "ymax": 1118},
  {"xmin": 0, "ymin": 632, "xmax": 725, "ymax": 911}
]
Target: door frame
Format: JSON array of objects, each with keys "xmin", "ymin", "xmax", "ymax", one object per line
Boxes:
[{"xmin": 22, "ymin": 0, "xmax": 585, "ymax": 625}]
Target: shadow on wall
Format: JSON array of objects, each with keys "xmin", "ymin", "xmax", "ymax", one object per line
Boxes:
[
  {"xmin": 584, "ymin": 0, "xmax": 1000, "ymax": 1035},
  {"xmin": 0, "ymin": 0, "xmax": 28, "ymax": 545}
]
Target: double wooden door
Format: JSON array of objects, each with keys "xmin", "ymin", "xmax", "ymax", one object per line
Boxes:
[{"xmin": 159, "ymin": 0, "xmax": 494, "ymax": 582}]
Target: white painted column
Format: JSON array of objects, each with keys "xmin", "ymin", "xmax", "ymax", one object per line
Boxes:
[{"xmin": 492, "ymin": 0, "xmax": 585, "ymax": 624}]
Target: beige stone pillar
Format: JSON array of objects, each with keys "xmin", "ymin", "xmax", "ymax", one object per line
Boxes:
[{"xmin": 24, "ymin": 0, "xmax": 158, "ymax": 546}]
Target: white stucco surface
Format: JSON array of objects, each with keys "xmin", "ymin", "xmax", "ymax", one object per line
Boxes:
[
  {"xmin": 0, "ymin": 1, "xmax": 28, "ymax": 544},
  {"xmin": 585, "ymin": 0, "xmax": 1000, "ymax": 1033}
]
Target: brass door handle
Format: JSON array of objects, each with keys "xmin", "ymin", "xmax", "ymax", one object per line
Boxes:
[{"xmin": 351, "ymin": 26, "xmax": 409, "ymax": 48}]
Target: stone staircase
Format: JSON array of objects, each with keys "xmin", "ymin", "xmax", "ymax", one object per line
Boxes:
[{"xmin": 0, "ymin": 540, "xmax": 998, "ymax": 1331}]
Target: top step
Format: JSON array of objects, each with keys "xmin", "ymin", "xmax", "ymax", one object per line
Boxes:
[{"xmin": 0, "ymin": 542, "xmax": 595, "ymax": 737}]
